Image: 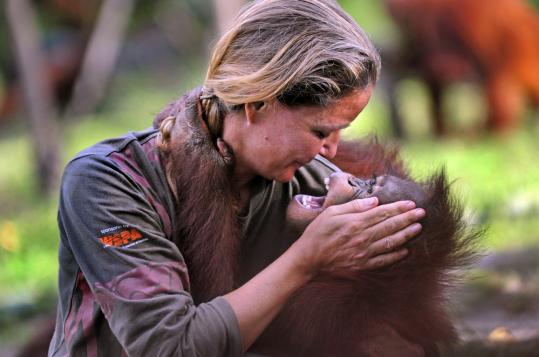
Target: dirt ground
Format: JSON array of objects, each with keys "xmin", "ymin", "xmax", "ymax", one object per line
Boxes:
[{"xmin": 447, "ymin": 246, "xmax": 539, "ymax": 356}]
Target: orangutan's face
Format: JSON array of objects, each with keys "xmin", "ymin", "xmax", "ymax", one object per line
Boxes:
[{"xmin": 287, "ymin": 172, "xmax": 424, "ymax": 231}]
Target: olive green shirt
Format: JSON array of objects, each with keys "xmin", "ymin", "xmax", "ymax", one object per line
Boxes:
[{"xmin": 49, "ymin": 128, "xmax": 339, "ymax": 357}]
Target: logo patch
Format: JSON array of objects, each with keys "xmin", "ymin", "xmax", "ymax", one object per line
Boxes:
[{"xmin": 98, "ymin": 226, "xmax": 147, "ymax": 248}]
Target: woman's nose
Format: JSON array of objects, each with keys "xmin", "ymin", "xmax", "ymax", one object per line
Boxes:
[{"xmin": 319, "ymin": 132, "xmax": 340, "ymax": 159}]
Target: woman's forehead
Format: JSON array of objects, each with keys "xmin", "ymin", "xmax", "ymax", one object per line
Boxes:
[{"xmin": 319, "ymin": 88, "xmax": 373, "ymax": 124}]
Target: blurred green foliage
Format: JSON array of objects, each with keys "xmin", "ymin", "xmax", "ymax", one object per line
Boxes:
[{"xmin": 339, "ymin": 0, "xmax": 399, "ymax": 42}]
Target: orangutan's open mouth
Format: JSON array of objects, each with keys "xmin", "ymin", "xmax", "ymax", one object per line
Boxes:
[{"xmin": 295, "ymin": 195, "xmax": 326, "ymax": 210}]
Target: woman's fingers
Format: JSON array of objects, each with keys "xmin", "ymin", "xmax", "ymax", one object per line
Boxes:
[
  {"xmin": 352, "ymin": 200, "xmax": 418, "ymax": 226},
  {"xmin": 325, "ymin": 197, "xmax": 379, "ymax": 216},
  {"xmin": 368, "ymin": 223, "xmax": 422, "ymax": 255},
  {"xmin": 302, "ymin": 198, "xmax": 425, "ymax": 274},
  {"xmin": 331, "ymin": 201, "xmax": 422, "ymax": 238},
  {"xmin": 333, "ymin": 200, "xmax": 416, "ymax": 229},
  {"xmin": 363, "ymin": 207, "xmax": 425, "ymax": 243},
  {"xmin": 364, "ymin": 249, "xmax": 409, "ymax": 270}
]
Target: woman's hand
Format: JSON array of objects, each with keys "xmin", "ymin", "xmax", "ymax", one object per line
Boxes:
[{"xmin": 292, "ymin": 197, "xmax": 425, "ymax": 277}]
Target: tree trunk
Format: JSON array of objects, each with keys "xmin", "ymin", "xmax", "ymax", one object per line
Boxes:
[
  {"xmin": 6, "ymin": 0, "xmax": 61, "ymax": 196},
  {"xmin": 64, "ymin": 0, "xmax": 136, "ymax": 118}
]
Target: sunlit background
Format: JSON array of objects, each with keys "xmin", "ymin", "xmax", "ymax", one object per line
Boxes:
[{"xmin": 1, "ymin": 0, "xmax": 539, "ymax": 355}]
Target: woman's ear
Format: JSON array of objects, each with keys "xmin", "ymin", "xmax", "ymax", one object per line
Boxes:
[
  {"xmin": 253, "ymin": 101, "xmax": 265, "ymax": 110},
  {"xmin": 244, "ymin": 101, "xmax": 267, "ymax": 124}
]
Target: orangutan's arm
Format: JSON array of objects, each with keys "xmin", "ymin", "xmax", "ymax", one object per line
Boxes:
[{"xmin": 223, "ymin": 244, "xmax": 314, "ymax": 351}]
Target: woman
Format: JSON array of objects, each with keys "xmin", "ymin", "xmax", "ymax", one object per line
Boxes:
[{"xmin": 49, "ymin": 0, "xmax": 425, "ymax": 356}]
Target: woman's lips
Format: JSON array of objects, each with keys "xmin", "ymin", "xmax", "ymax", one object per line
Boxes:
[{"xmin": 290, "ymin": 160, "xmax": 309, "ymax": 171}]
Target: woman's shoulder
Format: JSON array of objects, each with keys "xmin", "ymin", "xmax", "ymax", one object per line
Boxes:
[
  {"xmin": 69, "ymin": 128, "xmax": 158, "ymax": 163},
  {"xmin": 62, "ymin": 127, "xmax": 162, "ymax": 186}
]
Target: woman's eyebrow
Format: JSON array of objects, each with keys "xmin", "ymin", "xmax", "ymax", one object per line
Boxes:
[{"xmin": 315, "ymin": 123, "xmax": 350, "ymax": 131}]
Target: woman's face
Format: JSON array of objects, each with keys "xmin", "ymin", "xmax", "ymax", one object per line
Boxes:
[{"xmin": 229, "ymin": 86, "xmax": 373, "ymax": 183}]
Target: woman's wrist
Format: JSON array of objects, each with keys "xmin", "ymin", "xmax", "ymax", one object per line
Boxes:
[{"xmin": 285, "ymin": 236, "xmax": 319, "ymax": 282}]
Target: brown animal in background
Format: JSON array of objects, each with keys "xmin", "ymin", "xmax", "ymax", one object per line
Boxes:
[
  {"xmin": 252, "ymin": 140, "xmax": 480, "ymax": 356},
  {"xmin": 384, "ymin": 0, "xmax": 539, "ymax": 135}
]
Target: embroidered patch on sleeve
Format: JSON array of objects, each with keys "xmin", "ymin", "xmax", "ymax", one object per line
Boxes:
[{"xmin": 98, "ymin": 225, "xmax": 147, "ymax": 248}]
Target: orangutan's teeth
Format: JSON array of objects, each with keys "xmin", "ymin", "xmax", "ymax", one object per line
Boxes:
[{"xmin": 324, "ymin": 177, "xmax": 330, "ymax": 185}]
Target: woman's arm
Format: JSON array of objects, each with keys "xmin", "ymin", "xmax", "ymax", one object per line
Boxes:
[
  {"xmin": 225, "ymin": 196, "xmax": 424, "ymax": 350},
  {"xmin": 56, "ymin": 156, "xmax": 244, "ymax": 357}
]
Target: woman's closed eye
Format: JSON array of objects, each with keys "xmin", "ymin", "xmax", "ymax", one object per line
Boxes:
[{"xmin": 313, "ymin": 130, "xmax": 330, "ymax": 139}]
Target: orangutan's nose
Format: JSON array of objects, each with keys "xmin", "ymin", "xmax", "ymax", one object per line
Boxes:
[{"xmin": 348, "ymin": 176, "xmax": 380, "ymax": 194}]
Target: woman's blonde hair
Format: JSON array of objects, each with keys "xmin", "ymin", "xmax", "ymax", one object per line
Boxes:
[{"xmin": 201, "ymin": 0, "xmax": 381, "ymax": 138}]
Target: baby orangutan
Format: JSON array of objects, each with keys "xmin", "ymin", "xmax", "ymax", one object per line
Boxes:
[
  {"xmin": 287, "ymin": 172, "xmax": 428, "ymax": 233},
  {"xmin": 253, "ymin": 159, "xmax": 480, "ymax": 357}
]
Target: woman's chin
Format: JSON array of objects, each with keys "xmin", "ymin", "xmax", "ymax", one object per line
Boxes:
[{"xmin": 273, "ymin": 166, "xmax": 300, "ymax": 183}]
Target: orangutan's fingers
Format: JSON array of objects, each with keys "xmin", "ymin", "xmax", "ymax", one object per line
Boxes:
[{"xmin": 216, "ymin": 138, "xmax": 235, "ymax": 165}]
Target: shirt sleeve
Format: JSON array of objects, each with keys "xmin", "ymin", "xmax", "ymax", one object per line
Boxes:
[{"xmin": 58, "ymin": 154, "xmax": 243, "ymax": 356}]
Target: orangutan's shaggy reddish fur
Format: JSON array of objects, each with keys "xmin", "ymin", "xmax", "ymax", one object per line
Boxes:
[{"xmin": 252, "ymin": 140, "xmax": 480, "ymax": 356}]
